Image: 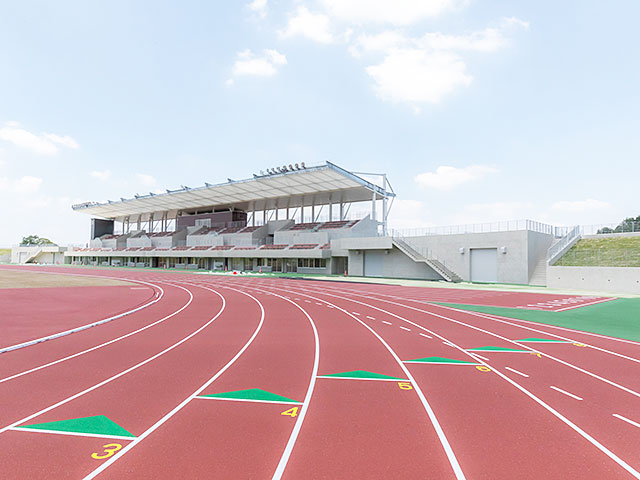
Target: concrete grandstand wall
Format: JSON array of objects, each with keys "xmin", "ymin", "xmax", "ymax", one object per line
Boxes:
[
  {"xmin": 547, "ymin": 266, "xmax": 640, "ymax": 295},
  {"xmin": 397, "ymin": 230, "xmax": 553, "ymax": 284}
]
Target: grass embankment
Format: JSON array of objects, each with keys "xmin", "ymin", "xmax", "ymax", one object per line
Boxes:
[
  {"xmin": 438, "ymin": 298, "xmax": 640, "ymax": 342},
  {"xmin": 555, "ymin": 237, "xmax": 640, "ymax": 267}
]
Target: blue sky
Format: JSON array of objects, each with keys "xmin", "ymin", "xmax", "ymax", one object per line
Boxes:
[{"xmin": 1, "ymin": 0, "xmax": 638, "ymax": 245}]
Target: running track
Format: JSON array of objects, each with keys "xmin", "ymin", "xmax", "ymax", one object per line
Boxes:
[{"xmin": 0, "ymin": 265, "xmax": 638, "ymax": 479}]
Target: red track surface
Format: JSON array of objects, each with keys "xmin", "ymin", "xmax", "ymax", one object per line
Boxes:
[
  {"xmin": 0, "ymin": 265, "xmax": 638, "ymax": 479},
  {"xmin": 0, "ymin": 285, "xmax": 157, "ymax": 349}
]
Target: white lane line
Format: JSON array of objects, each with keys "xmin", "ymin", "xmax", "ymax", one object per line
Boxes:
[
  {"xmin": 443, "ymin": 341, "xmax": 455, "ymax": 347},
  {"xmin": 505, "ymin": 367, "xmax": 529, "ymax": 378},
  {"xmin": 555, "ymin": 298, "xmax": 616, "ymax": 312},
  {"xmin": 304, "ymin": 300, "xmax": 311, "ymax": 303},
  {"xmin": 419, "ymin": 333, "xmax": 432, "ymax": 339},
  {"xmin": 84, "ymin": 286, "xmax": 268, "ymax": 480},
  {"xmin": 315, "ymin": 302, "xmax": 323, "ymax": 305},
  {"xmin": 10, "ymin": 427, "xmax": 135, "ymax": 441},
  {"xmin": 613, "ymin": 414, "xmax": 640, "ymax": 429},
  {"xmin": 283, "ymin": 285, "xmax": 640, "ymax": 479},
  {"xmin": 269, "ymin": 287, "xmax": 466, "ymax": 480},
  {"xmin": 550, "ymin": 386, "xmax": 583, "ymax": 400},
  {"xmin": 194, "ymin": 397, "xmax": 303, "ymax": 406},
  {"xmin": 316, "ymin": 376, "xmax": 405, "ymax": 382},
  {"xmin": 352, "ymin": 312, "xmax": 361, "ymax": 316},
  {"xmin": 382, "ymin": 320, "xmax": 392, "ymax": 325},
  {"xmin": 399, "ymin": 326, "xmax": 411, "ymax": 332},
  {"xmin": 366, "ymin": 316, "xmax": 376, "ymax": 320},
  {"xmin": 473, "ymin": 354, "xmax": 490, "ymax": 361},
  {"xmin": 0, "ymin": 285, "xmax": 224, "ymax": 435},
  {"xmin": 0, "ymin": 279, "xmax": 164, "ymax": 354},
  {"xmin": 129, "ymin": 287, "xmax": 148, "ymax": 290},
  {"xmin": 0, "ymin": 283, "xmax": 191, "ymax": 385}
]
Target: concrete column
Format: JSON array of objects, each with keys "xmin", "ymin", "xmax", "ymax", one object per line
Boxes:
[
  {"xmin": 371, "ymin": 190, "xmax": 376, "ymax": 222},
  {"xmin": 329, "ymin": 201, "xmax": 333, "ymax": 221}
]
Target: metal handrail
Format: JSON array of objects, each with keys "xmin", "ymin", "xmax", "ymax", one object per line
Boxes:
[
  {"xmin": 391, "ymin": 219, "xmax": 557, "ymax": 238},
  {"xmin": 547, "ymin": 226, "xmax": 580, "ymax": 262}
]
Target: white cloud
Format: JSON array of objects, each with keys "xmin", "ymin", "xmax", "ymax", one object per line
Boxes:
[
  {"xmin": 319, "ymin": 0, "xmax": 465, "ymax": 26},
  {"xmin": 551, "ymin": 199, "xmax": 610, "ymax": 213},
  {"xmin": 0, "ymin": 122, "xmax": 79, "ymax": 155},
  {"xmin": 247, "ymin": 0, "xmax": 267, "ymax": 18},
  {"xmin": 367, "ymin": 50, "xmax": 472, "ymax": 106},
  {"xmin": 229, "ymin": 49, "xmax": 287, "ymax": 83},
  {"xmin": 136, "ymin": 173, "xmax": 156, "ymax": 186},
  {"xmin": 279, "ymin": 6, "xmax": 335, "ymax": 44},
  {"xmin": 415, "ymin": 165, "xmax": 497, "ymax": 190},
  {"xmin": 388, "ymin": 199, "xmax": 435, "ymax": 230},
  {"xmin": 90, "ymin": 170, "xmax": 112, "ymax": 181},
  {"xmin": 13, "ymin": 175, "xmax": 43, "ymax": 194},
  {"xmin": 351, "ymin": 19, "xmax": 528, "ymax": 107},
  {"xmin": 43, "ymin": 133, "xmax": 80, "ymax": 150}
]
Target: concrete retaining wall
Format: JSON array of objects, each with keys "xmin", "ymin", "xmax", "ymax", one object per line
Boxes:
[{"xmin": 547, "ymin": 266, "xmax": 640, "ymax": 295}]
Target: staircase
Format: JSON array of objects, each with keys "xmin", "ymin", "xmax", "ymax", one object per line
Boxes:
[
  {"xmin": 23, "ymin": 249, "xmax": 43, "ymax": 264},
  {"xmin": 547, "ymin": 225, "xmax": 581, "ymax": 265},
  {"xmin": 528, "ymin": 256, "xmax": 547, "ymax": 286},
  {"xmin": 392, "ymin": 236, "xmax": 462, "ymax": 283}
]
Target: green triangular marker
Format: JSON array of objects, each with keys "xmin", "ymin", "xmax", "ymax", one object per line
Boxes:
[
  {"xmin": 319, "ymin": 370, "xmax": 405, "ymax": 380},
  {"xmin": 467, "ymin": 346, "xmax": 529, "ymax": 352},
  {"xmin": 198, "ymin": 388, "xmax": 299, "ymax": 404},
  {"xmin": 516, "ymin": 337, "xmax": 569, "ymax": 343},
  {"xmin": 18, "ymin": 415, "xmax": 135, "ymax": 437},
  {"xmin": 405, "ymin": 356, "xmax": 480, "ymax": 365}
]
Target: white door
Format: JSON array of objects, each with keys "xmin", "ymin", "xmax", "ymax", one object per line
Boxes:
[
  {"xmin": 470, "ymin": 248, "xmax": 497, "ymax": 283},
  {"xmin": 364, "ymin": 251, "xmax": 384, "ymax": 277}
]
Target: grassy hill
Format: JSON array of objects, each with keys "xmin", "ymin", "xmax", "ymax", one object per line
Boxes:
[{"xmin": 555, "ymin": 236, "xmax": 640, "ymax": 267}]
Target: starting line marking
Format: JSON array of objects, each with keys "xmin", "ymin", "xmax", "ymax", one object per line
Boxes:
[
  {"xmin": 9, "ymin": 427, "xmax": 135, "ymax": 441},
  {"xmin": 316, "ymin": 375, "xmax": 407, "ymax": 382},
  {"xmin": 613, "ymin": 414, "xmax": 640, "ymax": 429},
  {"xmin": 352, "ymin": 312, "xmax": 361, "ymax": 316},
  {"xmin": 505, "ymin": 367, "xmax": 529, "ymax": 378},
  {"xmin": 194, "ymin": 396, "xmax": 303, "ymax": 406},
  {"xmin": 382, "ymin": 321, "xmax": 392, "ymax": 325},
  {"xmin": 399, "ymin": 326, "xmax": 411, "ymax": 331},
  {"xmin": 550, "ymin": 386, "xmax": 583, "ymax": 400},
  {"xmin": 419, "ymin": 333, "xmax": 432, "ymax": 339},
  {"xmin": 366, "ymin": 316, "xmax": 376, "ymax": 320}
]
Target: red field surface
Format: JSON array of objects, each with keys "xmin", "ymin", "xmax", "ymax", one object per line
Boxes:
[{"xmin": 1, "ymin": 265, "xmax": 638, "ymax": 479}]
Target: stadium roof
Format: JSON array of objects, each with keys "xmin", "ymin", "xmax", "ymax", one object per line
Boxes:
[{"xmin": 72, "ymin": 162, "xmax": 395, "ymax": 220}]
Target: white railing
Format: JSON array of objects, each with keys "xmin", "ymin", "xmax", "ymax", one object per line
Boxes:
[
  {"xmin": 579, "ymin": 222, "xmax": 640, "ymax": 236},
  {"xmin": 391, "ymin": 219, "xmax": 562, "ymax": 238},
  {"xmin": 547, "ymin": 225, "xmax": 580, "ymax": 264}
]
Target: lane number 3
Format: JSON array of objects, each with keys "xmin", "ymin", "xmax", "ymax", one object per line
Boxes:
[{"xmin": 91, "ymin": 443, "xmax": 122, "ymax": 460}]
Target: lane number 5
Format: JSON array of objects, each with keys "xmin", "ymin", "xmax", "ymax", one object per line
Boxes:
[
  {"xmin": 398, "ymin": 382, "xmax": 413, "ymax": 390},
  {"xmin": 91, "ymin": 443, "xmax": 122, "ymax": 460}
]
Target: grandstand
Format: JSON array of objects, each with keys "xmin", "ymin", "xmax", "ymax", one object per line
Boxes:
[{"xmin": 65, "ymin": 161, "xmax": 638, "ymax": 291}]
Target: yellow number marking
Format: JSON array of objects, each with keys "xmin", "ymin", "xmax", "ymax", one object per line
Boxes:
[
  {"xmin": 281, "ymin": 407, "xmax": 299, "ymax": 418},
  {"xmin": 398, "ymin": 382, "xmax": 413, "ymax": 390},
  {"xmin": 529, "ymin": 352, "xmax": 542, "ymax": 358},
  {"xmin": 91, "ymin": 443, "xmax": 122, "ymax": 460},
  {"xmin": 475, "ymin": 366, "xmax": 491, "ymax": 372},
  {"xmin": 573, "ymin": 343, "xmax": 587, "ymax": 347}
]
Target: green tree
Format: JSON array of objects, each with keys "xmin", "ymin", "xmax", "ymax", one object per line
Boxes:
[{"xmin": 21, "ymin": 235, "xmax": 55, "ymax": 246}]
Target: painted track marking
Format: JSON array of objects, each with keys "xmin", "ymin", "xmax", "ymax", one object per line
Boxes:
[
  {"xmin": 505, "ymin": 367, "xmax": 529, "ymax": 378},
  {"xmin": 279, "ymin": 283, "xmax": 640, "ymax": 479},
  {"xmin": 0, "ymin": 283, "xmax": 193, "ymax": 385},
  {"xmin": 194, "ymin": 397, "xmax": 303, "ymax": 405},
  {"xmin": 316, "ymin": 375, "xmax": 406, "ymax": 382},
  {"xmin": 473, "ymin": 354, "xmax": 490, "ymax": 361},
  {"xmin": 0, "ymin": 284, "xmax": 225, "ymax": 435},
  {"xmin": 366, "ymin": 316, "xmax": 376, "ymax": 320},
  {"xmin": 83, "ymin": 285, "xmax": 269, "ymax": 480},
  {"xmin": 262, "ymin": 286, "xmax": 467, "ymax": 480},
  {"xmin": 308, "ymin": 286, "xmax": 640, "ymax": 401},
  {"xmin": 0, "ymin": 278, "xmax": 164, "ymax": 354},
  {"xmin": 550, "ymin": 386, "xmax": 583, "ymax": 401},
  {"xmin": 613, "ymin": 414, "xmax": 640, "ymax": 429},
  {"xmin": 399, "ymin": 326, "xmax": 411, "ymax": 332},
  {"xmin": 9, "ymin": 427, "xmax": 135, "ymax": 441},
  {"xmin": 382, "ymin": 321, "xmax": 392, "ymax": 325},
  {"xmin": 419, "ymin": 333, "xmax": 432, "ymax": 339}
]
